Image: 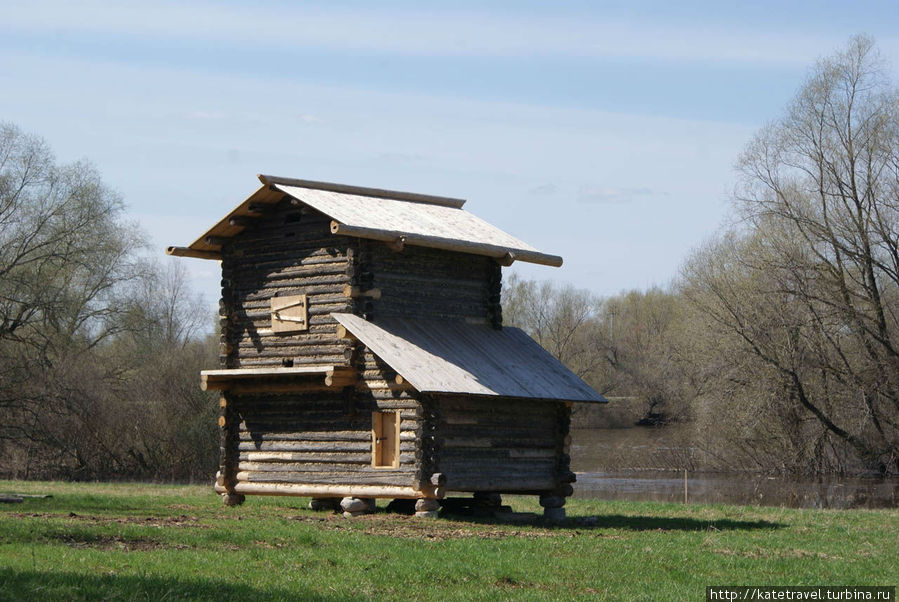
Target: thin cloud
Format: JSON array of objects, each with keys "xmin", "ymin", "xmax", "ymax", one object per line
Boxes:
[
  {"xmin": 577, "ymin": 186, "xmax": 663, "ymax": 205},
  {"xmin": 1, "ymin": 1, "xmax": 867, "ymax": 66},
  {"xmin": 376, "ymin": 152, "xmax": 427, "ymax": 163},
  {"xmin": 187, "ymin": 110, "xmax": 227, "ymax": 120},
  {"xmin": 528, "ymin": 183, "xmax": 558, "ymax": 196}
]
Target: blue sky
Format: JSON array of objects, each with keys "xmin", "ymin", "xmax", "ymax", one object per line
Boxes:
[{"xmin": 2, "ymin": 1, "xmax": 898, "ymax": 305}]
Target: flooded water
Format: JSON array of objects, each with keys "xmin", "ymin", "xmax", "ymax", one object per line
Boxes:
[{"xmin": 570, "ymin": 428, "xmax": 899, "ymax": 509}]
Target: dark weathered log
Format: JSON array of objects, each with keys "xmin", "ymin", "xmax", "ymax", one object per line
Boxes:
[
  {"xmin": 229, "ymin": 215, "xmax": 255, "ymax": 227},
  {"xmin": 238, "ymin": 431, "xmax": 371, "ymax": 442},
  {"xmin": 236, "ymin": 355, "xmax": 347, "ymax": 368},
  {"xmin": 441, "ymin": 437, "xmax": 557, "ymax": 449},
  {"xmin": 224, "ymin": 257, "xmax": 348, "ymax": 280},
  {"xmin": 206, "ymin": 235, "xmax": 229, "ymax": 247},
  {"xmin": 444, "ymin": 476, "xmax": 558, "ymax": 491},
  {"xmin": 167, "ymin": 246, "xmax": 220, "ymax": 260},
  {"xmin": 237, "ymin": 430, "xmax": 417, "ymax": 444},
  {"xmin": 237, "ymin": 411, "xmax": 420, "ymax": 427},
  {"xmin": 439, "ymin": 425, "xmax": 565, "ymax": 440},
  {"xmin": 238, "ymin": 461, "xmax": 413, "ymax": 472},
  {"xmin": 238, "ymin": 472, "xmax": 414, "ymax": 485},
  {"xmin": 239, "ymin": 451, "xmax": 416, "ymax": 464},
  {"xmin": 237, "ymin": 440, "xmax": 415, "ymax": 453},
  {"xmin": 220, "ymin": 393, "xmax": 241, "ymax": 492}
]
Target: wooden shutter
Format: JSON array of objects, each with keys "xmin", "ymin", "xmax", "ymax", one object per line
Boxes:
[
  {"xmin": 270, "ymin": 294, "xmax": 308, "ymax": 333},
  {"xmin": 372, "ymin": 411, "xmax": 400, "ymax": 468}
]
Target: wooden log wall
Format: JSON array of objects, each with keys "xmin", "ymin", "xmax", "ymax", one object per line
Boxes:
[
  {"xmin": 356, "ymin": 240, "xmax": 502, "ymax": 328},
  {"xmin": 226, "ymin": 390, "xmax": 420, "ymax": 489},
  {"xmin": 433, "ymin": 395, "xmax": 570, "ymax": 492},
  {"xmin": 215, "ymin": 200, "xmax": 430, "ymax": 492},
  {"xmin": 219, "ymin": 201, "xmax": 354, "ymax": 369}
]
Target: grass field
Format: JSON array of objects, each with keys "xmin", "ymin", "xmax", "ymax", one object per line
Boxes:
[{"xmin": 0, "ymin": 480, "xmax": 896, "ymax": 600}]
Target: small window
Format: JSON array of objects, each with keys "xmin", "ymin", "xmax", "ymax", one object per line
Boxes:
[
  {"xmin": 372, "ymin": 411, "xmax": 401, "ymax": 468},
  {"xmin": 270, "ymin": 294, "xmax": 308, "ymax": 333}
]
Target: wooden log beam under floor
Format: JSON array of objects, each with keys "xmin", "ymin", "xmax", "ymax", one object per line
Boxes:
[{"xmin": 215, "ymin": 482, "xmax": 437, "ymax": 499}]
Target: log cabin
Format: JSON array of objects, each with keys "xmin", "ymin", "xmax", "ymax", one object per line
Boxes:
[{"xmin": 167, "ymin": 174, "xmax": 605, "ymax": 519}]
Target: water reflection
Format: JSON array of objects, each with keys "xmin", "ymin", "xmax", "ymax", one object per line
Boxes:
[{"xmin": 571, "ymin": 428, "xmax": 899, "ymax": 509}]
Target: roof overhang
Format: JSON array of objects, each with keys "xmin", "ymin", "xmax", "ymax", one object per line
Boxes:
[{"xmin": 167, "ymin": 174, "xmax": 563, "ymax": 267}]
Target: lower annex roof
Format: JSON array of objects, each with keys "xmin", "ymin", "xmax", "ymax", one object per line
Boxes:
[{"xmin": 332, "ymin": 313, "xmax": 606, "ymax": 404}]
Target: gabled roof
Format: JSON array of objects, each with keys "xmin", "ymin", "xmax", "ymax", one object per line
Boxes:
[
  {"xmin": 166, "ymin": 174, "xmax": 563, "ymax": 267},
  {"xmin": 332, "ymin": 313, "xmax": 606, "ymax": 404}
]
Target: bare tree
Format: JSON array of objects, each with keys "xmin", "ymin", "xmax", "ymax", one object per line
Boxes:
[
  {"xmin": 502, "ymin": 273, "xmax": 607, "ymax": 383},
  {"xmin": 0, "ymin": 123, "xmax": 142, "ymax": 347},
  {"xmin": 0, "ymin": 124, "xmax": 219, "ymax": 481},
  {"xmin": 0, "ymin": 122, "xmax": 141, "ymax": 439},
  {"xmin": 683, "ymin": 36, "xmax": 899, "ymax": 474}
]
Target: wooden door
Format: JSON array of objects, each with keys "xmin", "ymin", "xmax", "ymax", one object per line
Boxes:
[{"xmin": 372, "ymin": 411, "xmax": 400, "ymax": 468}]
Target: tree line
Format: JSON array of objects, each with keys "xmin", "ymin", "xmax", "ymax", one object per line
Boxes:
[
  {"xmin": 1, "ymin": 36, "xmax": 895, "ymax": 480},
  {"xmin": 0, "ymin": 122, "xmax": 219, "ymax": 481},
  {"xmin": 505, "ymin": 36, "xmax": 898, "ymax": 476}
]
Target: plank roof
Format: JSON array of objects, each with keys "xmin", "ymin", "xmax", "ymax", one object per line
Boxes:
[
  {"xmin": 332, "ymin": 313, "xmax": 606, "ymax": 403},
  {"xmin": 167, "ymin": 174, "xmax": 562, "ymax": 267}
]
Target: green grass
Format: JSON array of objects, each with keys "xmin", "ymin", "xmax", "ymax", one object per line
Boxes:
[{"xmin": 0, "ymin": 480, "xmax": 896, "ymax": 601}]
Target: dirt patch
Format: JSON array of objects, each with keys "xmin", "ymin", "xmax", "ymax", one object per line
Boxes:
[
  {"xmin": 11, "ymin": 512, "xmax": 210, "ymax": 528},
  {"xmin": 51, "ymin": 533, "xmax": 190, "ymax": 551},
  {"xmin": 283, "ymin": 513, "xmax": 581, "ymax": 541},
  {"xmin": 710, "ymin": 546, "xmax": 843, "ymax": 561}
]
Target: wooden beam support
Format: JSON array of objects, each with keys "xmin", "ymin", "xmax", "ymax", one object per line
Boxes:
[
  {"xmin": 201, "ymin": 366, "xmax": 355, "ymax": 392},
  {"xmin": 325, "ymin": 368, "xmax": 356, "ymax": 388},
  {"xmin": 260, "ymin": 174, "xmax": 467, "ymax": 209},
  {"xmin": 342, "ymin": 285, "xmax": 382, "ymax": 299},
  {"xmin": 329, "ymin": 221, "xmax": 563, "ymax": 267},
  {"xmin": 205, "ymin": 235, "xmax": 229, "ymax": 247},
  {"xmin": 228, "ymin": 382, "xmax": 335, "ymax": 395},
  {"xmin": 165, "ymin": 246, "xmax": 221, "ymax": 260},
  {"xmin": 387, "ymin": 236, "xmax": 406, "ymax": 253},
  {"xmin": 228, "ymin": 216, "xmax": 254, "ymax": 227},
  {"xmin": 336, "ymin": 325, "xmax": 356, "ymax": 341},
  {"xmin": 216, "ymin": 481, "xmax": 431, "ymax": 499},
  {"xmin": 496, "ymin": 252, "xmax": 516, "ymax": 266}
]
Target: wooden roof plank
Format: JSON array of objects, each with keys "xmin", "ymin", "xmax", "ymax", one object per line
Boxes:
[
  {"xmin": 258, "ymin": 174, "xmax": 466, "ymax": 208},
  {"xmin": 331, "ymin": 313, "xmax": 605, "ymax": 403},
  {"xmin": 169, "ymin": 176, "xmax": 563, "ymax": 267}
]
